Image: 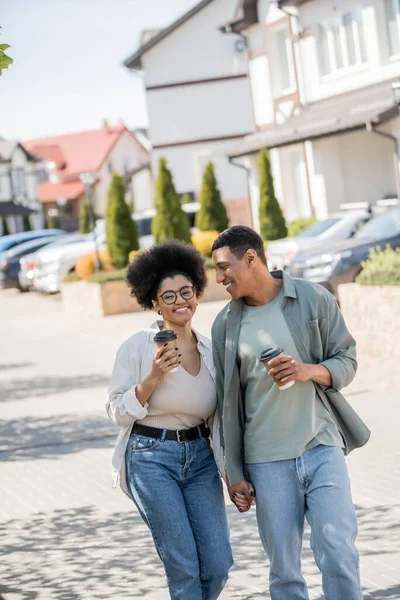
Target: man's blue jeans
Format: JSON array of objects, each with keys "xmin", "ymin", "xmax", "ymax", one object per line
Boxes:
[
  {"xmin": 126, "ymin": 432, "xmax": 233, "ymax": 600},
  {"xmin": 247, "ymin": 445, "xmax": 362, "ymax": 600}
]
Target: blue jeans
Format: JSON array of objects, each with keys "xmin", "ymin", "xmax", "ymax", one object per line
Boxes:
[
  {"xmin": 247, "ymin": 445, "xmax": 362, "ymax": 600},
  {"xmin": 126, "ymin": 432, "xmax": 233, "ymax": 600}
]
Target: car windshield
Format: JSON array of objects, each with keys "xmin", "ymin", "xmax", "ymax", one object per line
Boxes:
[
  {"xmin": 296, "ymin": 218, "xmax": 340, "ymax": 238},
  {"xmin": 355, "ymin": 206, "xmax": 400, "ymax": 241},
  {"xmin": 5, "ymin": 237, "xmax": 58, "ymax": 258}
]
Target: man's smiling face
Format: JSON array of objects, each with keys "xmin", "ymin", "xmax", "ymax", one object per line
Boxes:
[{"xmin": 212, "ymin": 246, "xmax": 253, "ymax": 300}]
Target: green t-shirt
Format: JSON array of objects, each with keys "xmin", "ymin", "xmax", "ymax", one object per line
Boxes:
[{"xmin": 238, "ymin": 289, "xmax": 343, "ymax": 464}]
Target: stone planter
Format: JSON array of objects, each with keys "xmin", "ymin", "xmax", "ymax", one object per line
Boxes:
[
  {"xmin": 338, "ymin": 283, "xmax": 400, "ymax": 358},
  {"xmin": 61, "ymin": 270, "xmax": 229, "ymax": 317},
  {"xmin": 61, "ymin": 280, "xmax": 141, "ymax": 317}
]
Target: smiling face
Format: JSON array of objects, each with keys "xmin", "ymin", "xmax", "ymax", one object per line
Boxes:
[
  {"xmin": 212, "ymin": 246, "xmax": 256, "ymax": 300},
  {"xmin": 153, "ymin": 274, "xmax": 197, "ymax": 325}
]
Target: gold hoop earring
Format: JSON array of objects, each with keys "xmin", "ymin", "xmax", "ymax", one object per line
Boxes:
[{"xmin": 158, "ymin": 310, "xmax": 162, "ymax": 316}]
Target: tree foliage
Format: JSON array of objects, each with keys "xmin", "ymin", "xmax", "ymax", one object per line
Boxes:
[
  {"xmin": 106, "ymin": 173, "xmax": 139, "ymax": 268},
  {"xmin": 0, "ymin": 28, "xmax": 13, "ymax": 76},
  {"xmin": 258, "ymin": 148, "xmax": 287, "ymax": 241},
  {"xmin": 79, "ymin": 198, "xmax": 91, "ymax": 234},
  {"xmin": 195, "ymin": 162, "xmax": 229, "ymax": 232},
  {"xmin": 152, "ymin": 158, "xmax": 191, "ymax": 244}
]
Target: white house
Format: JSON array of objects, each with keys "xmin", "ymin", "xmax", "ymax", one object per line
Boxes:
[
  {"xmin": 124, "ymin": 0, "xmax": 256, "ymax": 226},
  {"xmin": 0, "ymin": 140, "xmax": 43, "ymax": 235},
  {"xmin": 23, "ymin": 123, "xmax": 150, "ymax": 231},
  {"xmin": 226, "ymin": 0, "xmax": 400, "ymax": 229}
]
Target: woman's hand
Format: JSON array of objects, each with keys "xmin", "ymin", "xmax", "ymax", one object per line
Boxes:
[{"xmin": 149, "ymin": 344, "xmax": 180, "ymax": 384}]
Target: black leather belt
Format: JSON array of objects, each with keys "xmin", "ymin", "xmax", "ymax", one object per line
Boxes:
[{"xmin": 132, "ymin": 422, "xmax": 210, "ymax": 443}]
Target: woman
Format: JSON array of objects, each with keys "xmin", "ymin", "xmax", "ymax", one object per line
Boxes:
[{"xmin": 106, "ymin": 240, "xmax": 233, "ymax": 600}]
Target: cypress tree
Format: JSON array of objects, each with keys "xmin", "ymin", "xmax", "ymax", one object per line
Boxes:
[
  {"xmin": 47, "ymin": 212, "xmax": 61, "ymax": 230},
  {"xmin": 195, "ymin": 162, "xmax": 229, "ymax": 232},
  {"xmin": 258, "ymin": 148, "xmax": 287, "ymax": 241},
  {"xmin": 2, "ymin": 218, "xmax": 10, "ymax": 236},
  {"xmin": 106, "ymin": 173, "xmax": 139, "ymax": 268},
  {"xmin": 181, "ymin": 193, "xmax": 191, "ymax": 205},
  {"xmin": 23, "ymin": 215, "xmax": 31, "ymax": 231},
  {"xmin": 152, "ymin": 158, "xmax": 191, "ymax": 244},
  {"xmin": 79, "ymin": 197, "xmax": 91, "ymax": 234}
]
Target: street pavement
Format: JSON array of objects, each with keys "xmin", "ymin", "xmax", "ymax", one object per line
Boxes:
[{"xmin": 0, "ymin": 288, "xmax": 399, "ymax": 600}]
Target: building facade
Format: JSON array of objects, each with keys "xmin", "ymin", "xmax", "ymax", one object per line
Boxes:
[
  {"xmin": 0, "ymin": 140, "xmax": 43, "ymax": 235},
  {"xmin": 23, "ymin": 124, "xmax": 150, "ymax": 231},
  {"xmin": 228, "ymin": 0, "xmax": 400, "ymax": 229},
  {"xmin": 124, "ymin": 0, "xmax": 256, "ymax": 226}
]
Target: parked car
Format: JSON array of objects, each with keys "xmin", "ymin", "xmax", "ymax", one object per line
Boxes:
[
  {"xmin": 0, "ymin": 229, "xmax": 65, "ymax": 255},
  {"xmin": 287, "ymin": 205, "xmax": 400, "ymax": 298},
  {"xmin": 33, "ymin": 232, "xmax": 106, "ymax": 294},
  {"xmin": 18, "ymin": 233, "xmax": 89, "ymax": 291},
  {"xmin": 0, "ymin": 235, "xmax": 70, "ymax": 289},
  {"xmin": 266, "ymin": 209, "xmax": 374, "ymax": 271}
]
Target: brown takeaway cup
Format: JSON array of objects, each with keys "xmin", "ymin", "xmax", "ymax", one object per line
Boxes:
[
  {"xmin": 260, "ymin": 346, "xmax": 295, "ymax": 391},
  {"xmin": 153, "ymin": 330, "xmax": 179, "ymax": 373}
]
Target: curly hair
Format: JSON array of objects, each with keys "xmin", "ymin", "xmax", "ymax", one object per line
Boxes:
[{"xmin": 126, "ymin": 240, "xmax": 207, "ymax": 310}]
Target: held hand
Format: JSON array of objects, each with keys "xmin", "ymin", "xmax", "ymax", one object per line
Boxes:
[
  {"xmin": 267, "ymin": 354, "xmax": 312, "ymax": 386},
  {"xmin": 150, "ymin": 344, "xmax": 180, "ymax": 383},
  {"xmin": 228, "ymin": 480, "xmax": 255, "ymax": 513}
]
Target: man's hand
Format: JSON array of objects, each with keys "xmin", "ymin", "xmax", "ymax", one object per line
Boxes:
[
  {"xmin": 228, "ymin": 480, "xmax": 255, "ymax": 513},
  {"xmin": 267, "ymin": 354, "xmax": 311, "ymax": 386},
  {"xmin": 267, "ymin": 355, "xmax": 332, "ymax": 387}
]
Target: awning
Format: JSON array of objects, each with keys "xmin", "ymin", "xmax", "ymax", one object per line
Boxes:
[
  {"xmin": 229, "ymin": 79, "xmax": 400, "ymax": 158},
  {"xmin": 38, "ymin": 181, "xmax": 85, "ymax": 203},
  {"xmin": 0, "ymin": 201, "xmax": 35, "ymax": 216}
]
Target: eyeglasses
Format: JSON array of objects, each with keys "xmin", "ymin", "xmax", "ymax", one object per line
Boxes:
[{"xmin": 159, "ymin": 285, "xmax": 195, "ymax": 305}]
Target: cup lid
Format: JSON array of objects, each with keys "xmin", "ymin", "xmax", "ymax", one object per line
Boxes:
[
  {"xmin": 154, "ymin": 329, "xmax": 178, "ymax": 343},
  {"xmin": 260, "ymin": 347, "xmax": 282, "ymax": 362}
]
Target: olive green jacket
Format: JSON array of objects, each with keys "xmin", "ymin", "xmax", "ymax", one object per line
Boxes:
[{"xmin": 211, "ymin": 271, "xmax": 371, "ymax": 485}]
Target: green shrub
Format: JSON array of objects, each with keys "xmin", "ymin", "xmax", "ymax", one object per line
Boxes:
[
  {"xmin": 288, "ymin": 216, "xmax": 317, "ymax": 238},
  {"xmin": 152, "ymin": 158, "xmax": 192, "ymax": 244},
  {"xmin": 79, "ymin": 198, "xmax": 91, "ymax": 234},
  {"xmin": 106, "ymin": 173, "xmax": 139, "ymax": 268},
  {"xmin": 2, "ymin": 218, "xmax": 10, "ymax": 235},
  {"xmin": 86, "ymin": 268, "xmax": 127, "ymax": 284},
  {"xmin": 47, "ymin": 213, "xmax": 61, "ymax": 229},
  {"xmin": 258, "ymin": 148, "xmax": 287, "ymax": 242},
  {"xmin": 195, "ymin": 162, "xmax": 229, "ymax": 232},
  {"xmin": 356, "ymin": 246, "xmax": 400, "ymax": 286},
  {"xmin": 63, "ymin": 271, "xmax": 80, "ymax": 283},
  {"xmin": 181, "ymin": 193, "xmax": 191, "ymax": 205},
  {"xmin": 23, "ymin": 216, "xmax": 31, "ymax": 232}
]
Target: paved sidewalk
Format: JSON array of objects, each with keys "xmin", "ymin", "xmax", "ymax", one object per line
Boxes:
[{"xmin": 0, "ymin": 289, "xmax": 399, "ymax": 599}]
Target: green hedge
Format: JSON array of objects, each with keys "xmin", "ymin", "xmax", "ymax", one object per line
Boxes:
[
  {"xmin": 288, "ymin": 217, "xmax": 317, "ymax": 238},
  {"xmin": 356, "ymin": 246, "xmax": 400, "ymax": 286},
  {"xmin": 86, "ymin": 268, "xmax": 128, "ymax": 284}
]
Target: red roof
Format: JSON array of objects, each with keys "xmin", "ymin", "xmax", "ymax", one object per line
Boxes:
[
  {"xmin": 23, "ymin": 125, "xmax": 146, "ymax": 178},
  {"xmin": 39, "ymin": 181, "xmax": 85, "ymax": 203}
]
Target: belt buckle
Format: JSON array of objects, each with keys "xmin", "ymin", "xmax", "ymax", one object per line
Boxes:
[{"xmin": 177, "ymin": 430, "xmax": 184, "ymax": 443}]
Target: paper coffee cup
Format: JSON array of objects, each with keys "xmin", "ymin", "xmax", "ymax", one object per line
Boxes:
[
  {"xmin": 260, "ymin": 347, "xmax": 295, "ymax": 391},
  {"xmin": 154, "ymin": 330, "xmax": 179, "ymax": 373}
]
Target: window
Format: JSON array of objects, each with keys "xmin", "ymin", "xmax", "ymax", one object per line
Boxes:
[
  {"xmin": 11, "ymin": 169, "xmax": 25, "ymax": 195},
  {"xmin": 318, "ymin": 9, "xmax": 367, "ymax": 75},
  {"xmin": 384, "ymin": 0, "xmax": 400, "ymax": 56},
  {"xmin": 271, "ymin": 27, "xmax": 295, "ymax": 97}
]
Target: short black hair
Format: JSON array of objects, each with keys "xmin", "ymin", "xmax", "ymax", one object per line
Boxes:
[
  {"xmin": 126, "ymin": 240, "xmax": 207, "ymax": 310},
  {"xmin": 211, "ymin": 226, "xmax": 267, "ymax": 265}
]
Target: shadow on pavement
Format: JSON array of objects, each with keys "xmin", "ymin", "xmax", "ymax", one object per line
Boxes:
[
  {"xmin": 0, "ymin": 413, "xmax": 115, "ymax": 461},
  {"xmin": 0, "ymin": 501, "xmax": 399, "ymax": 599},
  {"xmin": 0, "ymin": 374, "xmax": 109, "ymax": 402},
  {"xmin": 0, "ymin": 362, "xmax": 36, "ymax": 371}
]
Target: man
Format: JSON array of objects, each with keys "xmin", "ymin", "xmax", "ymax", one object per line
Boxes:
[{"xmin": 211, "ymin": 226, "xmax": 370, "ymax": 600}]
